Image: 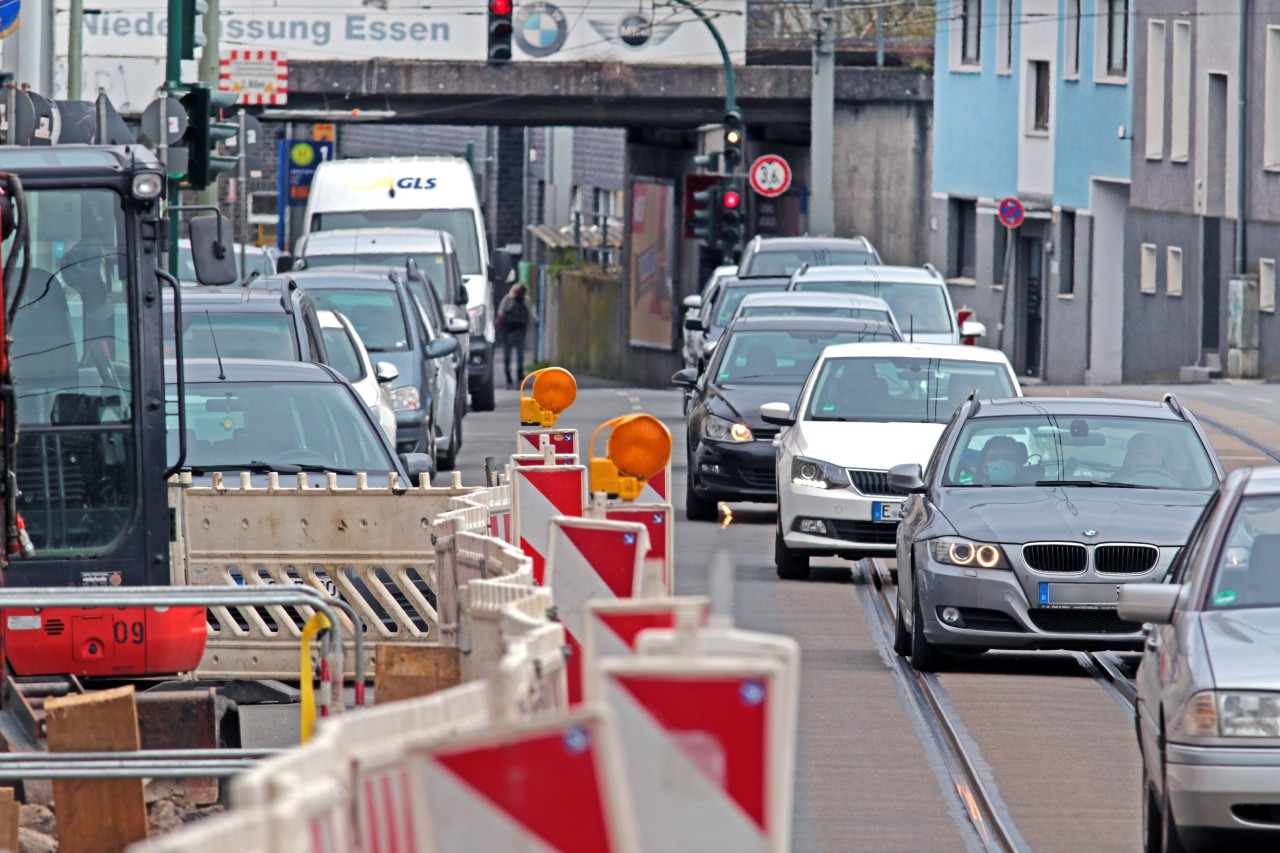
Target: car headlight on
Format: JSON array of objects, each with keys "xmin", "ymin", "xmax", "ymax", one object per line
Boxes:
[
  {"xmin": 1183, "ymin": 690, "xmax": 1280, "ymax": 738},
  {"xmin": 467, "ymin": 305, "xmax": 485, "ymax": 335},
  {"xmin": 703, "ymin": 415, "xmax": 753, "ymax": 443},
  {"xmin": 931, "ymin": 537, "xmax": 1010, "ymax": 569},
  {"xmin": 390, "ymin": 385, "xmax": 420, "ymax": 411},
  {"xmin": 790, "ymin": 457, "xmax": 848, "ymax": 489}
]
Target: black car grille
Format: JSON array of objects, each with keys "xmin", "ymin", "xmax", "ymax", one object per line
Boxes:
[
  {"xmin": 739, "ymin": 466, "xmax": 777, "ymax": 489},
  {"xmin": 846, "ymin": 469, "xmax": 905, "ymax": 497},
  {"xmin": 1027, "ymin": 609, "xmax": 1142, "ymax": 634},
  {"xmin": 827, "ymin": 520, "xmax": 899, "ymax": 545},
  {"xmin": 753, "ymin": 426, "xmax": 780, "ymax": 442},
  {"xmin": 1022, "ymin": 543, "xmax": 1088, "ymax": 573},
  {"xmin": 954, "ymin": 608, "xmax": 1024, "ymax": 633},
  {"xmin": 1095, "ymin": 544, "xmax": 1159, "ymax": 575}
]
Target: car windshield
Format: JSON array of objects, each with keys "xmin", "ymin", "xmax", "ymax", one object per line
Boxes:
[
  {"xmin": 169, "ymin": 312, "xmax": 297, "ymax": 361},
  {"xmin": 714, "ymin": 329, "xmax": 895, "ymax": 385},
  {"xmin": 169, "ymin": 381, "xmax": 394, "ymax": 473},
  {"xmin": 743, "ymin": 249, "xmax": 876, "ymax": 276},
  {"xmin": 942, "ymin": 415, "xmax": 1218, "ymax": 488},
  {"xmin": 805, "ymin": 356, "xmax": 1017, "ymax": 423},
  {"xmin": 304, "ymin": 252, "xmax": 449, "ymax": 302},
  {"xmin": 177, "ymin": 245, "xmax": 273, "ymax": 282},
  {"xmin": 714, "ymin": 284, "xmax": 787, "ymax": 326},
  {"xmin": 739, "ymin": 304, "xmax": 894, "ymax": 326},
  {"xmin": 311, "ymin": 210, "xmax": 481, "ymax": 276},
  {"xmin": 794, "ymin": 281, "xmax": 953, "ymax": 335},
  {"xmin": 1209, "ymin": 495, "xmax": 1280, "ymax": 610},
  {"xmin": 307, "ymin": 289, "xmax": 410, "ymax": 352},
  {"xmin": 321, "ymin": 325, "xmax": 365, "ymax": 383}
]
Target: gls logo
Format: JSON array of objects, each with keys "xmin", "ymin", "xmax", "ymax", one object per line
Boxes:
[{"xmin": 395, "ymin": 177, "xmax": 439, "ymax": 190}]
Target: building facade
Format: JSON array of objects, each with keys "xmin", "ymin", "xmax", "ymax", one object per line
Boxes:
[{"xmin": 931, "ymin": 0, "xmax": 1133, "ymax": 384}]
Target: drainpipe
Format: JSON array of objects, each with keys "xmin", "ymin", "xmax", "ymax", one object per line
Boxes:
[{"xmin": 1235, "ymin": 0, "xmax": 1249, "ymax": 275}]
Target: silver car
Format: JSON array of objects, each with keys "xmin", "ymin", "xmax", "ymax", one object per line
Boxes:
[{"xmin": 1120, "ymin": 466, "xmax": 1280, "ymax": 851}]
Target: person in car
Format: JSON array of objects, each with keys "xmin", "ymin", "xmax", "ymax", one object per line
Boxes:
[{"xmin": 977, "ymin": 435, "xmax": 1028, "ymax": 485}]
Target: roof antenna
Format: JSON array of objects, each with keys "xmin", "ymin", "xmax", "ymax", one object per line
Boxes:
[{"xmin": 205, "ymin": 310, "xmax": 226, "ymax": 380}]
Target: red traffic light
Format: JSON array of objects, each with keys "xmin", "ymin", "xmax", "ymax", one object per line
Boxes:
[
  {"xmin": 723, "ymin": 190, "xmax": 741, "ymax": 209},
  {"xmin": 490, "ymin": 0, "xmax": 512, "ymax": 14}
]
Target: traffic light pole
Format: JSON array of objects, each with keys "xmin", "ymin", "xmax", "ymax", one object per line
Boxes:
[
  {"xmin": 669, "ymin": 0, "xmax": 736, "ymax": 112},
  {"xmin": 165, "ymin": 0, "xmax": 185, "ymax": 277}
]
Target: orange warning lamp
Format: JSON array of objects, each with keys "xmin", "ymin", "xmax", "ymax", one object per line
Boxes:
[
  {"xmin": 590, "ymin": 414, "xmax": 672, "ymax": 500},
  {"xmin": 520, "ymin": 367, "xmax": 578, "ymax": 427}
]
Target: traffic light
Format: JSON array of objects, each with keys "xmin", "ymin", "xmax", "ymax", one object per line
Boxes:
[
  {"xmin": 179, "ymin": 0, "xmax": 208, "ymax": 60},
  {"xmin": 719, "ymin": 182, "xmax": 744, "ymax": 261},
  {"xmin": 488, "ymin": 0, "xmax": 515, "ymax": 65},
  {"xmin": 691, "ymin": 183, "xmax": 721, "ymax": 249},
  {"xmin": 693, "ymin": 151, "xmax": 721, "ymax": 173},
  {"xmin": 722, "ymin": 109, "xmax": 745, "ymax": 173},
  {"xmin": 180, "ymin": 84, "xmax": 239, "ymax": 190}
]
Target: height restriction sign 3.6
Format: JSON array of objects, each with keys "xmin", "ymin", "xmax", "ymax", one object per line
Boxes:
[{"xmin": 749, "ymin": 155, "xmax": 792, "ymax": 198}]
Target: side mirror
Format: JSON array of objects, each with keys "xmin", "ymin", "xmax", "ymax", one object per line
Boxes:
[
  {"xmin": 1118, "ymin": 583, "xmax": 1182, "ymax": 625},
  {"xmin": 375, "ymin": 361, "xmax": 400, "ymax": 384},
  {"xmin": 456, "ymin": 284, "xmax": 469, "ymax": 306},
  {"xmin": 671, "ymin": 368, "xmax": 698, "ymax": 389},
  {"xmin": 188, "ymin": 214, "xmax": 238, "ymax": 285},
  {"xmin": 960, "ymin": 319, "xmax": 987, "ymax": 338},
  {"xmin": 275, "ymin": 253, "xmax": 293, "ymax": 273},
  {"xmin": 491, "ymin": 249, "xmax": 515, "ymax": 284},
  {"xmin": 682, "ymin": 294, "xmax": 703, "ymax": 310},
  {"xmin": 684, "ymin": 316, "xmax": 704, "ymax": 332},
  {"xmin": 426, "ymin": 337, "xmax": 459, "ymax": 359},
  {"xmin": 292, "ymin": 258, "xmax": 309, "ymax": 271},
  {"xmin": 446, "ymin": 316, "xmax": 470, "ymax": 335},
  {"xmin": 399, "ymin": 452, "xmax": 436, "ymax": 484},
  {"xmin": 759, "ymin": 402, "xmax": 794, "ymax": 426},
  {"xmin": 887, "ymin": 462, "xmax": 927, "ymax": 494}
]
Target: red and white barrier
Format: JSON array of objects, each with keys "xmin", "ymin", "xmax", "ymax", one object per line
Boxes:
[
  {"xmin": 581, "ymin": 597, "xmax": 710, "ymax": 703},
  {"xmin": 517, "ymin": 428, "xmax": 579, "ymax": 460},
  {"xmin": 510, "ymin": 464, "xmax": 588, "ymax": 584},
  {"xmin": 604, "ymin": 503, "xmax": 676, "ymax": 596},
  {"xmin": 637, "ymin": 461, "xmax": 673, "ymax": 504},
  {"xmin": 511, "ymin": 453, "xmax": 577, "ymax": 467},
  {"xmin": 408, "ymin": 708, "xmax": 636, "ymax": 853}
]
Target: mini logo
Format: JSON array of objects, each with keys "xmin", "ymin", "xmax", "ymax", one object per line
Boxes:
[
  {"xmin": 589, "ymin": 13, "xmax": 680, "ymax": 50},
  {"xmin": 1083, "ymin": 529, "xmax": 1098, "ymax": 538},
  {"xmin": 515, "ymin": 2, "xmax": 568, "ymax": 58}
]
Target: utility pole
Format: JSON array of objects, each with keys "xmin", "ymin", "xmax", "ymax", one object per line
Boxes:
[
  {"xmin": 196, "ymin": 0, "xmax": 221, "ymax": 207},
  {"xmin": 68, "ymin": 0, "xmax": 84, "ymax": 100},
  {"xmin": 810, "ymin": 0, "xmax": 836, "ymax": 236},
  {"xmin": 165, "ymin": 0, "xmax": 185, "ymax": 276}
]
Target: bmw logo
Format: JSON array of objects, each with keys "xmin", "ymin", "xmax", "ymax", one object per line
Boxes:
[
  {"xmin": 515, "ymin": 2, "xmax": 568, "ymax": 58},
  {"xmin": 1083, "ymin": 529, "xmax": 1098, "ymax": 538}
]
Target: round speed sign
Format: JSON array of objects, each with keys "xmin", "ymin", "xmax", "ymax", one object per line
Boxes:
[{"xmin": 749, "ymin": 155, "xmax": 792, "ymax": 198}]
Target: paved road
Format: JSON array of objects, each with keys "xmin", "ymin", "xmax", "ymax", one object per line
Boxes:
[{"xmin": 453, "ymin": 378, "xmax": 1280, "ymax": 851}]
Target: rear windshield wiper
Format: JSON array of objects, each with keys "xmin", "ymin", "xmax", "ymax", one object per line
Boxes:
[
  {"xmin": 807, "ymin": 415, "xmax": 851, "ymax": 422},
  {"xmin": 188, "ymin": 461, "xmax": 361, "ymax": 476},
  {"xmin": 1034, "ymin": 479, "xmax": 1157, "ymax": 489}
]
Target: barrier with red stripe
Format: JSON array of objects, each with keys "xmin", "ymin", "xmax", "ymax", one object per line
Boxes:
[
  {"xmin": 636, "ymin": 460, "xmax": 672, "ymax": 504},
  {"xmin": 581, "ymin": 597, "xmax": 710, "ymax": 703},
  {"xmin": 517, "ymin": 428, "xmax": 579, "ymax": 460},
  {"xmin": 604, "ymin": 503, "xmax": 675, "ymax": 596},
  {"xmin": 409, "ymin": 709, "xmax": 636, "ymax": 852},
  {"xmin": 511, "ymin": 453, "xmax": 576, "ymax": 467},
  {"xmin": 545, "ymin": 517, "xmax": 648, "ymax": 704},
  {"xmin": 510, "ymin": 464, "xmax": 588, "ymax": 584}
]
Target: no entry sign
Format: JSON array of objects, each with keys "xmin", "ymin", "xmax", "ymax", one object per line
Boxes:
[
  {"xmin": 749, "ymin": 155, "xmax": 792, "ymax": 198},
  {"xmin": 998, "ymin": 197, "xmax": 1025, "ymax": 229}
]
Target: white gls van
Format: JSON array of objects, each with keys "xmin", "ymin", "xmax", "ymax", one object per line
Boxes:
[{"xmin": 302, "ymin": 157, "xmax": 500, "ymax": 410}]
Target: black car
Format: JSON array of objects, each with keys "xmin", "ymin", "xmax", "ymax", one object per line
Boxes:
[
  {"xmin": 684, "ymin": 277, "xmax": 789, "ymax": 373},
  {"xmin": 889, "ymin": 396, "xmax": 1225, "ymax": 672},
  {"xmin": 737, "ymin": 235, "xmax": 881, "ymax": 278},
  {"xmin": 164, "ymin": 279, "xmax": 330, "ymax": 364},
  {"xmin": 673, "ymin": 316, "xmax": 900, "ymax": 521},
  {"xmin": 280, "ymin": 270, "xmax": 459, "ymax": 463}
]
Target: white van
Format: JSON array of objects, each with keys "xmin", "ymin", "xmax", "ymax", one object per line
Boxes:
[{"xmin": 302, "ymin": 157, "xmax": 499, "ymax": 409}]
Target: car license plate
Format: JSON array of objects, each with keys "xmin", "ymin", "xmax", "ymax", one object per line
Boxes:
[
  {"xmin": 872, "ymin": 501, "xmax": 904, "ymax": 523},
  {"xmin": 1037, "ymin": 582, "xmax": 1120, "ymax": 609}
]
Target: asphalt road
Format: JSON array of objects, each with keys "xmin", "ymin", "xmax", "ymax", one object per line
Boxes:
[{"xmin": 453, "ymin": 378, "xmax": 1280, "ymax": 852}]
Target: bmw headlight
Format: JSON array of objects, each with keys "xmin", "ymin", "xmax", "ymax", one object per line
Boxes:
[
  {"xmin": 790, "ymin": 457, "xmax": 848, "ymax": 489},
  {"xmin": 1183, "ymin": 691, "xmax": 1280, "ymax": 738},
  {"xmin": 703, "ymin": 415, "xmax": 753, "ymax": 443},
  {"xmin": 931, "ymin": 537, "xmax": 1010, "ymax": 569},
  {"xmin": 467, "ymin": 305, "xmax": 486, "ymax": 335},
  {"xmin": 390, "ymin": 385, "xmax": 420, "ymax": 412}
]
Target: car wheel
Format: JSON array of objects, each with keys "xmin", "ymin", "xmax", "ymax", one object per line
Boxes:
[
  {"xmin": 909, "ymin": 587, "xmax": 951, "ymax": 672},
  {"xmin": 892, "ymin": 594, "xmax": 912, "ymax": 656},
  {"xmin": 472, "ymin": 375, "xmax": 496, "ymax": 412},
  {"xmin": 1160, "ymin": 772, "xmax": 1187, "ymax": 853},
  {"xmin": 436, "ymin": 418, "xmax": 458, "ymax": 471},
  {"xmin": 1141, "ymin": 761, "xmax": 1161, "ymax": 853},
  {"xmin": 685, "ymin": 458, "xmax": 719, "ymax": 522},
  {"xmin": 775, "ymin": 523, "xmax": 810, "ymax": 580}
]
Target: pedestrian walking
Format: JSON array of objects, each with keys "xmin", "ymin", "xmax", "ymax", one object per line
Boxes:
[{"xmin": 497, "ymin": 283, "xmax": 538, "ymax": 388}]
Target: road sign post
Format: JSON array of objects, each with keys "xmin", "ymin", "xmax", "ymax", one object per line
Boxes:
[
  {"xmin": 749, "ymin": 155, "xmax": 792, "ymax": 198},
  {"xmin": 998, "ymin": 197, "xmax": 1025, "ymax": 229},
  {"xmin": 995, "ymin": 197, "xmax": 1023, "ymax": 350}
]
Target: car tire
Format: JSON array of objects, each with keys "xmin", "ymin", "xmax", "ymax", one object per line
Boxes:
[
  {"xmin": 472, "ymin": 375, "xmax": 496, "ymax": 412},
  {"xmin": 892, "ymin": 594, "xmax": 913, "ymax": 656},
  {"xmin": 775, "ymin": 524, "xmax": 811, "ymax": 580},
  {"xmin": 909, "ymin": 588, "xmax": 951, "ymax": 672},
  {"xmin": 437, "ymin": 419, "xmax": 458, "ymax": 471},
  {"xmin": 685, "ymin": 461, "xmax": 719, "ymax": 522},
  {"xmin": 1141, "ymin": 761, "xmax": 1161, "ymax": 853}
]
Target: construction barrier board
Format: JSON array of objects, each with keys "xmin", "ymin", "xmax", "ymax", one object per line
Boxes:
[
  {"xmin": 637, "ymin": 460, "xmax": 672, "ymax": 504},
  {"xmin": 581, "ymin": 596, "xmax": 710, "ymax": 703},
  {"xmin": 510, "ymin": 464, "xmax": 588, "ymax": 585},
  {"xmin": 604, "ymin": 502, "xmax": 675, "ymax": 596},
  {"xmin": 511, "ymin": 453, "xmax": 577, "ymax": 467},
  {"xmin": 517, "ymin": 428, "xmax": 579, "ymax": 461}
]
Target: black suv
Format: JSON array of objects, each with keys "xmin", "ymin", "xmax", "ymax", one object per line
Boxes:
[{"xmin": 164, "ymin": 279, "xmax": 330, "ymax": 364}]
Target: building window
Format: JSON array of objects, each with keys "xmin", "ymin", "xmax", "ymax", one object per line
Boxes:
[
  {"xmin": 1166, "ymin": 247, "xmax": 1183, "ymax": 296},
  {"xmin": 1058, "ymin": 210, "xmax": 1076, "ymax": 295},
  {"xmin": 1064, "ymin": 0, "xmax": 1081, "ymax": 78},
  {"xmin": 1104, "ymin": 0, "xmax": 1129, "ymax": 78},
  {"xmin": 1171, "ymin": 21, "xmax": 1191, "ymax": 162},
  {"xmin": 1145, "ymin": 20, "xmax": 1166, "ymax": 160},
  {"xmin": 997, "ymin": 0, "xmax": 1012, "ymax": 74},
  {"xmin": 1140, "ymin": 243, "xmax": 1158, "ymax": 294},
  {"xmin": 961, "ymin": 0, "xmax": 982, "ymax": 66},
  {"xmin": 950, "ymin": 198, "xmax": 978, "ymax": 279},
  {"xmin": 1263, "ymin": 259, "xmax": 1277, "ymax": 312},
  {"xmin": 1029, "ymin": 61, "xmax": 1051, "ymax": 132},
  {"xmin": 1266, "ymin": 27, "xmax": 1280, "ymax": 170}
]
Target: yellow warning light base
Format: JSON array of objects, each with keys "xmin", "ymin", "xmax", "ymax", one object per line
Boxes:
[
  {"xmin": 589, "ymin": 414, "xmax": 672, "ymax": 500},
  {"xmin": 519, "ymin": 367, "xmax": 578, "ymax": 427}
]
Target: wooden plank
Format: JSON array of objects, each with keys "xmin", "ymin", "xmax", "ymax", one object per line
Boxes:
[
  {"xmin": 44, "ymin": 686, "xmax": 148, "ymax": 853},
  {"xmin": 0, "ymin": 788, "xmax": 18, "ymax": 853},
  {"xmin": 375, "ymin": 644, "xmax": 461, "ymax": 704}
]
